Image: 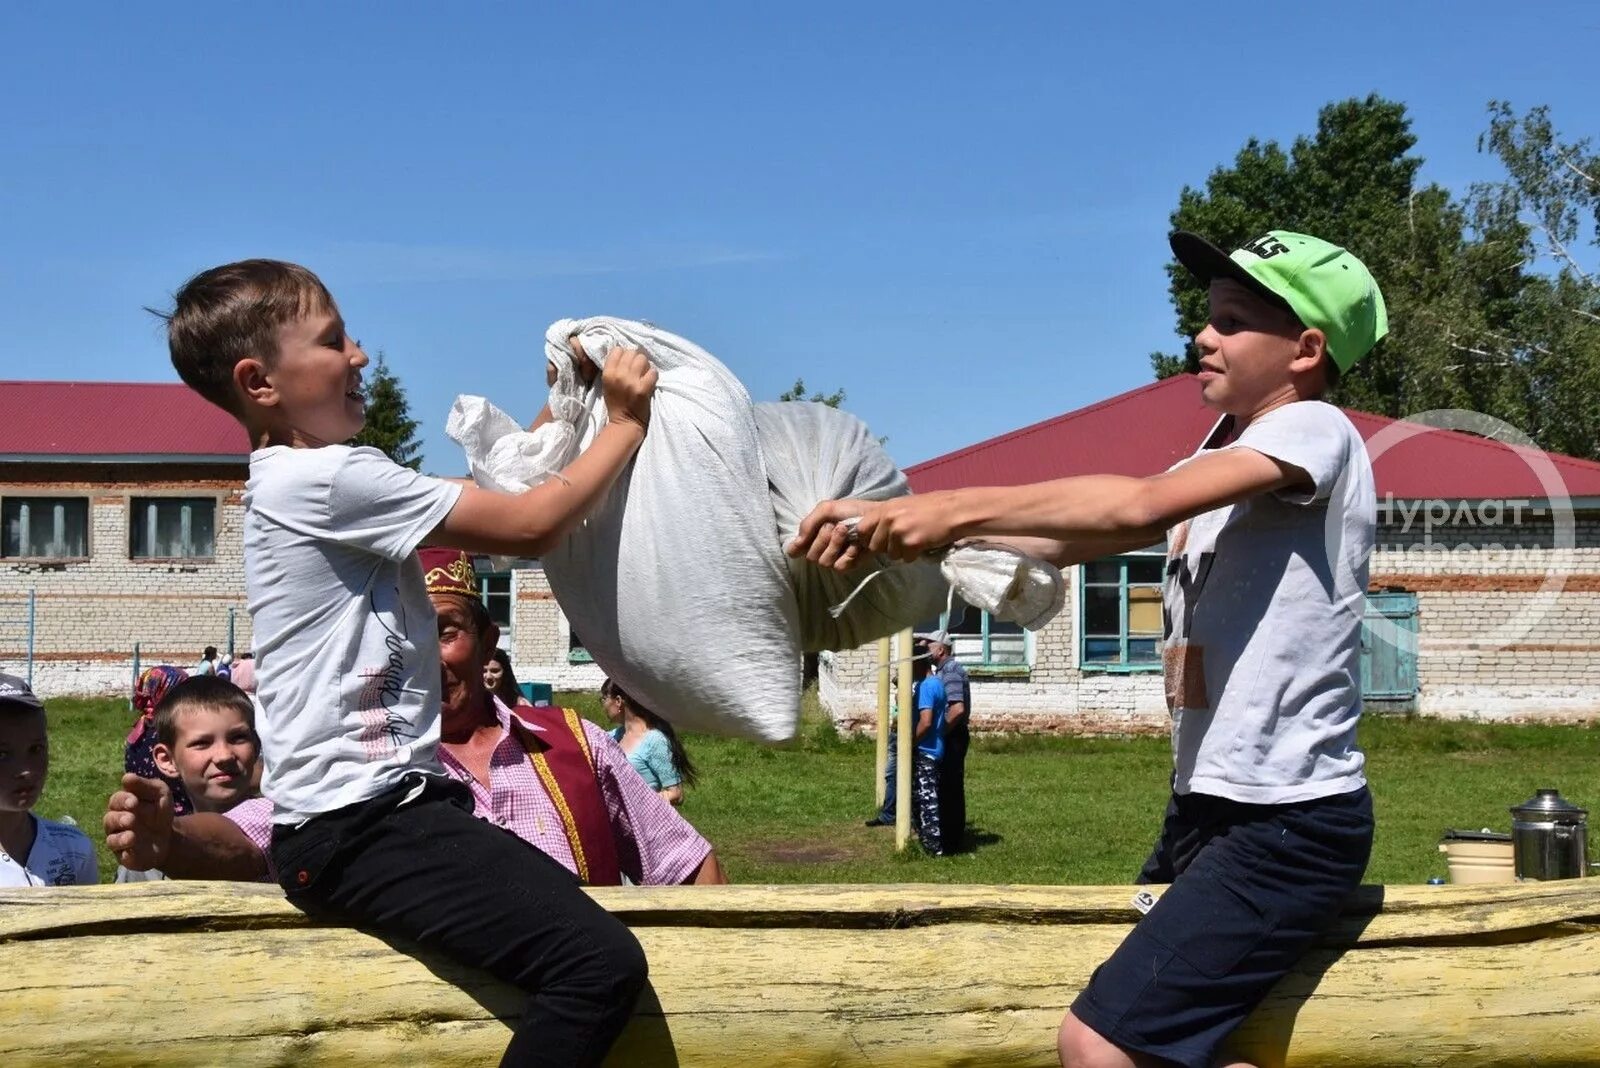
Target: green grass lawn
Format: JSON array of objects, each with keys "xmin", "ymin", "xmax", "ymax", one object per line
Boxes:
[{"xmin": 38, "ymin": 692, "xmax": 1600, "ymax": 885}]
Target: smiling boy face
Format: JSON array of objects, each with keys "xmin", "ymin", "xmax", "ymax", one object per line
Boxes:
[
  {"xmin": 1191, "ymin": 279, "xmax": 1318, "ymax": 415},
  {"xmin": 254, "ymin": 306, "xmax": 372, "ymax": 446},
  {"xmin": 153, "ymin": 703, "xmax": 259, "ymax": 813}
]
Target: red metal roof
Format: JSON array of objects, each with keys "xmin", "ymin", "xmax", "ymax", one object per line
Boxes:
[
  {"xmin": 905, "ymin": 374, "xmax": 1600, "ymax": 501},
  {"xmin": 0, "ymin": 382, "xmax": 249, "ymax": 460}
]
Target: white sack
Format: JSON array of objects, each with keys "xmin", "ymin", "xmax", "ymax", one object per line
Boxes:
[
  {"xmin": 753, "ymin": 401, "xmax": 949, "ymax": 651},
  {"xmin": 447, "ymin": 317, "xmax": 1066, "ymax": 744},
  {"xmin": 446, "ymin": 395, "xmax": 579, "ymax": 496},
  {"xmin": 939, "ymin": 544, "xmax": 1065, "ymax": 631},
  {"xmin": 522, "ymin": 317, "xmax": 803, "ymax": 742}
]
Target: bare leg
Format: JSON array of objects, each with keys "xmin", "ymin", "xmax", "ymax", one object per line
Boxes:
[
  {"xmin": 1059, "ymin": 1011, "xmax": 1261, "ymax": 1068},
  {"xmin": 1057, "ymin": 1010, "xmax": 1171, "ymax": 1068}
]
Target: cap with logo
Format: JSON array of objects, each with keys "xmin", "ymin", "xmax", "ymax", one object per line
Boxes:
[
  {"xmin": 1170, "ymin": 230, "xmax": 1388, "ymax": 373},
  {"xmin": 0, "ymin": 672, "xmax": 44, "ymax": 711}
]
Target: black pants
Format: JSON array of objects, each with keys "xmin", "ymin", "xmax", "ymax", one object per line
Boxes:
[
  {"xmin": 271, "ymin": 776, "xmax": 648, "ymax": 1068},
  {"xmin": 911, "ymin": 752, "xmax": 944, "ymax": 855},
  {"xmin": 938, "ymin": 718, "xmax": 969, "ymax": 851}
]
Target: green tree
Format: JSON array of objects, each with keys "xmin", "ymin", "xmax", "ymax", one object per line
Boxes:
[
  {"xmin": 351, "ymin": 353, "xmax": 424, "ymax": 470},
  {"xmin": 778, "ymin": 378, "xmax": 846, "ymax": 407},
  {"xmin": 1462, "ymin": 102, "xmax": 1600, "ymax": 458},
  {"xmin": 1151, "ymin": 95, "xmax": 1531, "ymax": 430}
]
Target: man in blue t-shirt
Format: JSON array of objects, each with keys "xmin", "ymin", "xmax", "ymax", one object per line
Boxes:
[
  {"xmin": 919, "ymin": 630, "xmax": 970, "ymax": 852},
  {"xmin": 908, "ymin": 642, "xmax": 947, "ymax": 856}
]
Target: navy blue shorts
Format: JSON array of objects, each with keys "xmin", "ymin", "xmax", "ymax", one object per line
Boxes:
[{"xmin": 1071, "ymin": 786, "xmax": 1373, "ymax": 1068}]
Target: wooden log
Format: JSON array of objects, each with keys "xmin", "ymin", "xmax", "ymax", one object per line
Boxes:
[{"xmin": 2, "ymin": 881, "xmax": 1598, "ymax": 1066}]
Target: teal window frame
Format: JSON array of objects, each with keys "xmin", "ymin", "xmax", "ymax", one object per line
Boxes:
[
  {"xmin": 477, "ymin": 569, "xmax": 514, "ymax": 647},
  {"xmin": 567, "ymin": 623, "xmax": 593, "ymax": 664},
  {"xmin": 933, "ymin": 603, "xmax": 1031, "ymax": 675},
  {"xmin": 1078, "ymin": 551, "xmax": 1165, "ymax": 674}
]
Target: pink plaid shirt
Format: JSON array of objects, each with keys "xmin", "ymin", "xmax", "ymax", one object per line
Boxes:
[{"xmin": 224, "ymin": 699, "xmax": 711, "ymax": 885}]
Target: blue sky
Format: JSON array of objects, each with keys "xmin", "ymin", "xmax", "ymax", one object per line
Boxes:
[{"xmin": 3, "ymin": 2, "xmax": 1595, "ymax": 473}]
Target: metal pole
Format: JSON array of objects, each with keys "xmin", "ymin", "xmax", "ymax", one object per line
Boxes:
[
  {"xmin": 874, "ymin": 636, "xmax": 891, "ymax": 809},
  {"xmin": 227, "ymin": 607, "xmax": 236, "ymax": 658},
  {"xmin": 894, "ymin": 627, "xmax": 914, "ymax": 852},
  {"xmin": 26, "ymin": 589, "xmax": 35, "ymax": 688},
  {"xmin": 131, "ymin": 642, "xmax": 141, "ymax": 711}
]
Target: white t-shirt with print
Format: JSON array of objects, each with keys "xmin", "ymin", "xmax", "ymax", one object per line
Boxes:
[
  {"xmin": 1162, "ymin": 400, "xmax": 1376, "ymax": 805},
  {"xmin": 0, "ymin": 814, "xmax": 99, "ymax": 886},
  {"xmin": 245, "ymin": 445, "xmax": 462, "ymax": 825}
]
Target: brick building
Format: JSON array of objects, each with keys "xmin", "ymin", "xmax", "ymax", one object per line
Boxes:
[
  {"xmin": 0, "ymin": 382, "xmax": 253, "ymax": 693},
  {"xmin": 815, "ymin": 376, "xmax": 1600, "ymax": 733},
  {"xmin": 13, "ymin": 375, "xmax": 1597, "ymax": 731},
  {"xmin": 0, "ymin": 380, "xmax": 603, "ymax": 698}
]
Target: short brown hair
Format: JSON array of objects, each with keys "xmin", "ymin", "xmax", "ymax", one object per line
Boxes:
[
  {"xmin": 155, "ymin": 259, "xmax": 335, "ymax": 415},
  {"xmin": 154, "ymin": 675, "xmax": 256, "ymax": 749}
]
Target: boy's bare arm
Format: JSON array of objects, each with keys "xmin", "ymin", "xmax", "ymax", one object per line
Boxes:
[
  {"xmin": 984, "ymin": 531, "xmax": 1171, "ymax": 570},
  {"xmin": 104, "ymin": 774, "xmax": 268, "ymax": 881},
  {"xmin": 792, "ymin": 448, "xmax": 1308, "ymax": 569},
  {"xmin": 427, "ymin": 347, "xmax": 656, "ymax": 557},
  {"xmin": 164, "ymin": 813, "xmax": 269, "ymax": 880}
]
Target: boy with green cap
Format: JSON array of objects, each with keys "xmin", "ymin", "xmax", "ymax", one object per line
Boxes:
[{"xmin": 789, "ymin": 230, "xmax": 1388, "ymax": 1068}]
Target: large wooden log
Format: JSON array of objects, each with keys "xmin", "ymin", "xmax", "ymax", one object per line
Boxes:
[{"xmin": 3, "ymin": 880, "xmax": 1598, "ymax": 1066}]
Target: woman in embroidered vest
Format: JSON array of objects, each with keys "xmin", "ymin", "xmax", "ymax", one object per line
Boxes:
[{"xmin": 600, "ymin": 678, "xmax": 697, "ymax": 806}]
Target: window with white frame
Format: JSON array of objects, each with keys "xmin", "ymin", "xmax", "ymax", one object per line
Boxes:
[
  {"xmin": 925, "ymin": 595, "xmax": 1030, "ymax": 668},
  {"xmin": 2, "ymin": 497, "xmax": 89, "ymax": 559},
  {"xmin": 1079, "ymin": 552, "xmax": 1164, "ymax": 670},
  {"xmin": 129, "ymin": 497, "xmax": 216, "ymax": 559}
]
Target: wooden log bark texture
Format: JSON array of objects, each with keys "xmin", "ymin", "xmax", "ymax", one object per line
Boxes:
[{"xmin": 2, "ymin": 880, "xmax": 1598, "ymax": 1066}]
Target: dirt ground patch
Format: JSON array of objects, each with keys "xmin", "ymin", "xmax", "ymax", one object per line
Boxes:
[{"xmin": 745, "ymin": 835, "xmax": 878, "ymax": 865}]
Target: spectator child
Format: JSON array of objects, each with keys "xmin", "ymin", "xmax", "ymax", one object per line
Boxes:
[
  {"xmin": 151, "ymin": 676, "xmax": 260, "ymax": 815},
  {"xmin": 116, "ymin": 675, "xmax": 262, "ymax": 883},
  {"xmin": 0, "ymin": 673, "xmax": 98, "ymax": 887}
]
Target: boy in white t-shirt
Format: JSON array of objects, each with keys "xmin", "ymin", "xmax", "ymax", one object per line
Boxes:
[
  {"xmin": 158, "ymin": 259, "xmax": 657, "ymax": 1068},
  {"xmin": 0, "ymin": 673, "xmax": 98, "ymax": 888},
  {"xmin": 790, "ymin": 230, "xmax": 1387, "ymax": 1068}
]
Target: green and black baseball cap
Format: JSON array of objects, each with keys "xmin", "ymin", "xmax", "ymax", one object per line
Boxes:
[{"xmin": 1170, "ymin": 230, "xmax": 1389, "ymax": 372}]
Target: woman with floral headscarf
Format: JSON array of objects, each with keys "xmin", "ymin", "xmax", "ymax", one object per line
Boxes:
[{"xmin": 125, "ymin": 665, "xmax": 193, "ymax": 815}]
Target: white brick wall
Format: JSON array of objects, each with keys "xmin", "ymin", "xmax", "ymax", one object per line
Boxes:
[{"xmin": 507, "ymin": 566, "xmax": 605, "ymax": 692}]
